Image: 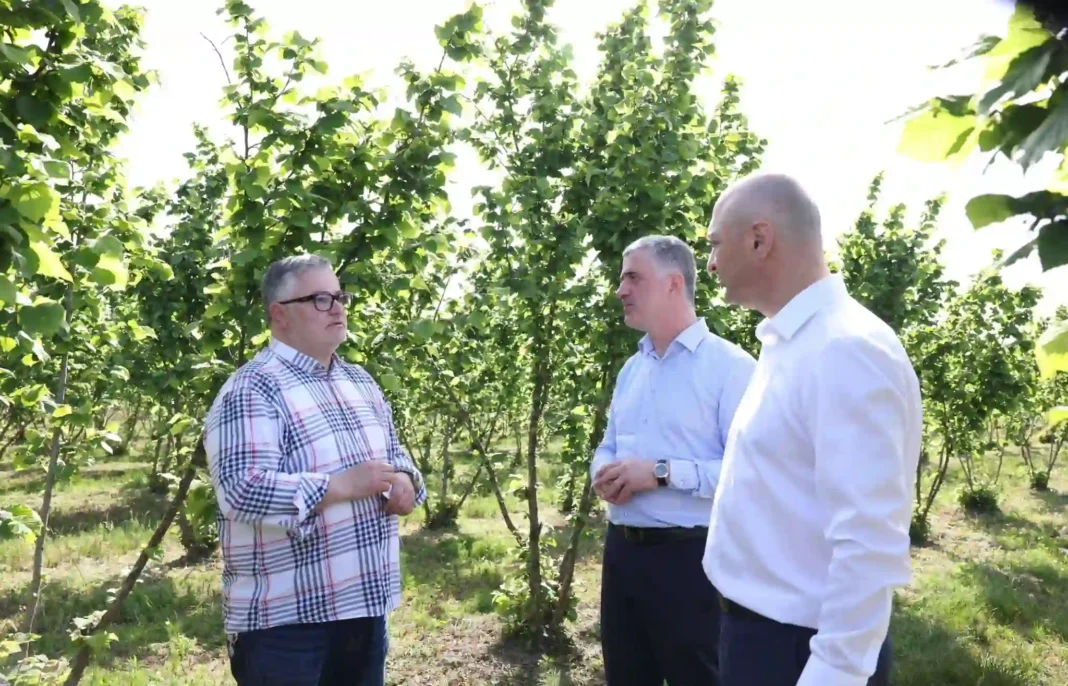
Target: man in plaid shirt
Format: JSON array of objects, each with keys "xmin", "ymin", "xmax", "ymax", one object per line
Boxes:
[{"xmin": 204, "ymin": 254, "xmax": 426, "ymax": 686}]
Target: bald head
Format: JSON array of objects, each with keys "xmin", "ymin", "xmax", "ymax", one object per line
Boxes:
[
  {"xmin": 705, "ymin": 172, "xmax": 831, "ymax": 315},
  {"xmin": 713, "ymin": 172, "xmax": 822, "ymax": 250}
]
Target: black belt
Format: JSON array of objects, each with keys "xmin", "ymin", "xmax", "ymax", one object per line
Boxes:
[
  {"xmin": 611, "ymin": 523, "xmax": 708, "ymax": 545},
  {"xmin": 718, "ymin": 595, "xmax": 773, "ymax": 623}
]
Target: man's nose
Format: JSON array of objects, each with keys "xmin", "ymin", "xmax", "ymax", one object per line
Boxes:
[{"xmin": 706, "ymin": 256, "xmax": 717, "ymax": 273}]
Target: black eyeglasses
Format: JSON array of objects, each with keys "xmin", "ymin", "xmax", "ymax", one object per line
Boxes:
[{"xmin": 277, "ymin": 291, "xmax": 352, "ymax": 312}]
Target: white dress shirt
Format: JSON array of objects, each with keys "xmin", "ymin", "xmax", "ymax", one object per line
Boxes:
[
  {"xmin": 704, "ymin": 275, "xmax": 922, "ymax": 686},
  {"xmin": 591, "ymin": 318, "xmax": 755, "ymax": 528}
]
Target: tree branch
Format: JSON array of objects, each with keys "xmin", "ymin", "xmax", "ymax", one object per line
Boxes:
[{"xmin": 200, "ymin": 33, "xmax": 232, "ymax": 86}]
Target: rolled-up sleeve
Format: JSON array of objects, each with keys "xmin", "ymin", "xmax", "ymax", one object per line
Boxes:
[
  {"xmin": 798, "ymin": 339, "xmax": 916, "ymax": 686},
  {"xmin": 204, "ymin": 385, "xmax": 329, "ymax": 531}
]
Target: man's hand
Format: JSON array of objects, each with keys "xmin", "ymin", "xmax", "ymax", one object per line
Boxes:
[
  {"xmin": 593, "ymin": 459, "xmax": 658, "ymax": 505},
  {"xmin": 318, "ymin": 460, "xmax": 394, "ymax": 511},
  {"xmin": 383, "ymin": 472, "xmax": 416, "ymax": 516}
]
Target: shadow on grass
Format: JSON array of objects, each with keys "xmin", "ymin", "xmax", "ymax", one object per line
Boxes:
[
  {"xmin": 44, "ymin": 487, "xmax": 169, "ymax": 538},
  {"xmin": 958, "ymin": 559, "xmax": 1068, "ymax": 643},
  {"xmin": 1034, "ymin": 488, "xmax": 1068, "ymax": 516},
  {"xmin": 486, "ymin": 632, "xmax": 591, "ymax": 686},
  {"xmin": 0, "ymin": 464, "xmax": 147, "ymax": 498},
  {"xmin": 891, "ymin": 602, "xmax": 1033, "ymax": 686},
  {"xmin": 965, "ymin": 508, "xmax": 1063, "ymax": 554},
  {"xmin": 0, "ymin": 567, "xmax": 223, "ymax": 667},
  {"xmin": 400, "ymin": 528, "xmax": 508, "ymax": 615}
]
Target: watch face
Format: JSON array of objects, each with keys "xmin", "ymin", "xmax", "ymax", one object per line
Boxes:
[{"xmin": 654, "ymin": 462, "xmax": 668, "ymax": 478}]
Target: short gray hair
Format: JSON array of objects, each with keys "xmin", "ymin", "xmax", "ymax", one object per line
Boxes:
[
  {"xmin": 262, "ymin": 254, "xmax": 333, "ymax": 322},
  {"xmin": 623, "ymin": 235, "xmax": 697, "ymax": 305}
]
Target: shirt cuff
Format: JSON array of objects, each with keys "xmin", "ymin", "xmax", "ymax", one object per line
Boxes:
[
  {"xmin": 292, "ymin": 472, "xmax": 330, "ymax": 536},
  {"xmin": 668, "ymin": 459, "xmax": 699, "ymax": 492},
  {"xmin": 797, "ymin": 653, "xmax": 870, "ymax": 686}
]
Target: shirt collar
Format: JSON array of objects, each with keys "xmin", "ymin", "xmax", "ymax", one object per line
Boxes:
[
  {"xmin": 756, "ymin": 274, "xmax": 847, "ymax": 343},
  {"xmin": 638, "ymin": 317, "xmax": 709, "ymax": 357},
  {"xmin": 269, "ymin": 337, "xmax": 338, "ymax": 376}
]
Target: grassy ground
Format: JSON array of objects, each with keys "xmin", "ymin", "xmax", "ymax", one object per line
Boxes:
[{"xmin": 2, "ymin": 453, "xmax": 1067, "ymax": 685}]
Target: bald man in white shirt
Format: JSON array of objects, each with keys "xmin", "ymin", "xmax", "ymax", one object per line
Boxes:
[{"xmin": 702, "ymin": 172, "xmax": 922, "ymax": 686}]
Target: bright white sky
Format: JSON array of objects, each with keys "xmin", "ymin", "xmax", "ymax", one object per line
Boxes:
[{"xmin": 106, "ymin": 0, "xmax": 1067, "ymax": 313}]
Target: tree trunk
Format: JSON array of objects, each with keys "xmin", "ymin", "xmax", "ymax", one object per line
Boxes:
[
  {"xmin": 124, "ymin": 396, "xmax": 144, "ymax": 448},
  {"xmin": 484, "ymin": 452, "xmax": 523, "ymax": 545},
  {"xmin": 552, "ymin": 471, "xmax": 592, "ymax": 628},
  {"xmin": 151, "ymin": 435, "xmax": 165, "ymax": 475},
  {"xmin": 552, "ymin": 368, "xmax": 611, "ymax": 629},
  {"xmin": 523, "ymin": 315, "xmax": 554, "ymax": 628},
  {"xmin": 64, "ymin": 444, "xmax": 203, "ymax": 686},
  {"xmin": 453, "ymin": 462, "xmax": 484, "ymax": 515},
  {"xmin": 23, "ymin": 284, "xmax": 74, "ymax": 635}
]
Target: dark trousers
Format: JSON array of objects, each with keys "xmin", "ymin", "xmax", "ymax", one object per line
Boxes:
[
  {"xmin": 719, "ymin": 599, "xmax": 892, "ymax": 686},
  {"xmin": 600, "ymin": 523, "xmax": 721, "ymax": 686},
  {"xmin": 228, "ymin": 616, "xmax": 387, "ymax": 686}
]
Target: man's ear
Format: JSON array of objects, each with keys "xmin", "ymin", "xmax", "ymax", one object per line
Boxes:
[
  {"xmin": 268, "ymin": 302, "xmax": 286, "ymax": 329},
  {"xmin": 751, "ymin": 221, "xmax": 772, "ymax": 257},
  {"xmin": 671, "ymin": 271, "xmax": 686, "ymax": 297}
]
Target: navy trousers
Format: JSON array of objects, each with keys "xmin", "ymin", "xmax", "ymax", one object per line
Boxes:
[
  {"xmin": 600, "ymin": 523, "xmax": 721, "ymax": 685},
  {"xmin": 719, "ymin": 600, "xmax": 892, "ymax": 686},
  {"xmin": 228, "ymin": 616, "xmax": 387, "ymax": 686}
]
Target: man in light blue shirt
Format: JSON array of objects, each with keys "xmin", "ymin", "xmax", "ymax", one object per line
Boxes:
[{"xmin": 591, "ymin": 235, "xmax": 755, "ymax": 686}]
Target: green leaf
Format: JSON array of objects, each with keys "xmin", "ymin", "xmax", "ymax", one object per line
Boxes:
[
  {"xmin": 1037, "ymin": 320, "xmax": 1068, "ymax": 379},
  {"xmin": 10, "ymin": 182, "xmax": 59, "ymax": 222},
  {"xmin": 92, "ymin": 235, "xmax": 125, "ymax": 257},
  {"xmin": 169, "ymin": 418, "xmax": 193, "ymax": 435},
  {"xmin": 60, "ymin": 0, "xmax": 80, "ymax": 22},
  {"xmin": 0, "ymin": 275, "xmax": 15, "ymax": 305},
  {"xmin": 897, "ymin": 107, "xmax": 977, "ymax": 164},
  {"xmin": 20, "ymin": 300, "xmax": 66, "ymax": 336},
  {"xmin": 412, "ymin": 319, "xmax": 436, "ymax": 341},
  {"xmin": 0, "ymin": 504, "xmax": 43, "ymax": 543},
  {"xmin": 965, "ymin": 191, "xmax": 1065, "ymax": 229},
  {"xmin": 15, "ymin": 95, "xmax": 54, "ymax": 127},
  {"xmin": 442, "ymin": 94, "xmax": 463, "ymax": 115},
  {"xmin": 977, "ymin": 42, "xmax": 1056, "ymax": 114},
  {"xmin": 1019, "ymin": 95, "xmax": 1068, "ymax": 170},
  {"xmin": 929, "ymin": 34, "xmax": 1001, "ymax": 70},
  {"xmin": 980, "ymin": 5, "xmax": 1050, "ymax": 82},
  {"xmin": 43, "ymin": 160, "xmax": 70, "ymax": 179},
  {"xmin": 91, "ymin": 254, "xmax": 128, "ymax": 289},
  {"xmin": 1037, "ymin": 221, "xmax": 1068, "ymax": 271},
  {"xmin": 0, "ymin": 42, "xmax": 32, "ymax": 66},
  {"xmin": 29, "ymin": 240, "xmax": 73, "ymax": 282},
  {"xmin": 52, "ymin": 404, "xmax": 72, "ymax": 418},
  {"xmin": 966, "ymin": 194, "xmax": 1018, "ymax": 228},
  {"xmin": 379, "ymin": 373, "xmax": 401, "ymax": 393}
]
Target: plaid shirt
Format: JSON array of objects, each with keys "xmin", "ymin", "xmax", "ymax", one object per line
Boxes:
[{"xmin": 203, "ymin": 338, "xmax": 426, "ymax": 634}]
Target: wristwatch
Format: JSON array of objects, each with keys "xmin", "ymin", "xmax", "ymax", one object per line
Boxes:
[{"xmin": 653, "ymin": 459, "xmax": 669, "ymax": 487}]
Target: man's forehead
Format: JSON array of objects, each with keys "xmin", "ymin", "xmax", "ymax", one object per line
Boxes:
[{"xmin": 620, "ymin": 250, "xmax": 649, "ymax": 272}]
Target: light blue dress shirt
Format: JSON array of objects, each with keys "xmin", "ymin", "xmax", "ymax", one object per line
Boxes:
[{"xmin": 591, "ymin": 317, "xmax": 756, "ymax": 529}]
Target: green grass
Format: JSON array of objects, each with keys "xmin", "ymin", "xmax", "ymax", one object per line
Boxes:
[{"xmin": 2, "ymin": 455, "xmax": 1068, "ymax": 684}]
